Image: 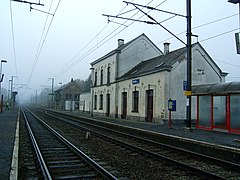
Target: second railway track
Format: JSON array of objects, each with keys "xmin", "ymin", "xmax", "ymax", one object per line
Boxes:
[{"xmin": 31, "ymin": 108, "xmax": 240, "ymax": 179}]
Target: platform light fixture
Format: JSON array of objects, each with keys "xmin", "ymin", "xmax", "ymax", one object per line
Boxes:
[{"xmin": 228, "ymin": 0, "xmax": 240, "ymax": 54}]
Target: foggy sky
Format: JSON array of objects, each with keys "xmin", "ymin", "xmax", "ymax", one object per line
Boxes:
[{"xmin": 0, "ymin": 0, "xmax": 239, "ymax": 103}]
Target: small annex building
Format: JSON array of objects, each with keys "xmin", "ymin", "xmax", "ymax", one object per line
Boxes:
[
  {"xmin": 54, "ymin": 78, "xmax": 82, "ymax": 110},
  {"xmin": 192, "ymin": 82, "xmax": 240, "ymax": 134},
  {"xmin": 90, "ymin": 33, "xmax": 228, "ymax": 124},
  {"xmin": 116, "ymin": 42, "xmax": 227, "ymax": 123}
]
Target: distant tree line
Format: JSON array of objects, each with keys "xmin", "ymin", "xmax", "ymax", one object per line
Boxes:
[{"xmin": 75, "ymin": 75, "xmax": 91, "ymax": 92}]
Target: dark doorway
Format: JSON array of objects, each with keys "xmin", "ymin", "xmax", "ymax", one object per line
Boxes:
[
  {"xmin": 146, "ymin": 89, "xmax": 153, "ymax": 122},
  {"xmin": 106, "ymin": 93, "xmax": 110, "ymax": 117},
  {"xmin": 121, "ymin": 92, "xmax": 127, "ymax": 119}
]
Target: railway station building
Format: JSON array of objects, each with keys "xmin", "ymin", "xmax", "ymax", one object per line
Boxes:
[{"xmin": 89, "ymin": 33, "xmax": 228, "ymax": 125}]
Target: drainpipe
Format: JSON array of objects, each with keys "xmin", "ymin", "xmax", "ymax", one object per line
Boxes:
[{"xmin": 115, "ymin": 51, "xmax": 120, "ymax": 118}]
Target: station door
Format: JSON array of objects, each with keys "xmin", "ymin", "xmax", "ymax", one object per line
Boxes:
[
  {"xmin": 122, "ymin": 92, "xmax": 127, "ymax": 119},
  {"xmin": 106, "ymin": 93, "xmax": 110, "ymax": 117},
  {"xmin": 146, "ymin": 89, "xmax": 153, "ymax": 122}
]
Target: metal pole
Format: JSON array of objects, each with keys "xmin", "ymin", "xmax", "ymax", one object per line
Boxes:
[
  {"xmin": 36, "ymin": 90, "xmax": 37, "ymax": 106},
  {"xmin": 239, "ymin": 3, "xmax": 240, "ymax": 31},
  {"xmin": 8, "ymin": 80, "xmax": 11, "ymax": 104},
  {"xmin": 0, "ymin": 60, "xmax": 7, "ymax": 112},
  {"xmin": 186, "ymin": 0, "xmax": 192, "ymax": 129},
  {"xmin": 0, "ymin": 62, "xmax": 2, "ymax": 112},
  {"xmin": 11, "ymin": 76, "xmax": 13, "ymax": 108},
  {"xmin": 49, "ymin": 78, "xmax": 54, "ymax": 109}
]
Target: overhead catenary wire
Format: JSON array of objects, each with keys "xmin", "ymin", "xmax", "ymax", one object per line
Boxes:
[
  {"xmin": 53, "ymin": 0, "xmax": 170, "ymax": 79},
  {"xmin": 27, "ymin": 0, "xmax": 62, "ymax": 87},
  {"xmin": 50, "ymin": 1, "xmax": 238, "ymax": 83},
  {"xmin": 200, "ymin": 28, "xmax": 239, "ymax": 42},
  {"xmin": 53, "ymin": 0, "xmax": 168, "ymax": 80},
  {"xmin": 28, "ymin": 0, "xmax": 54, "ymax": 87},
  {"xmin": 157, "ymin": 13, "xmax": 239, "ymax": 45},
  {"xmin": 53, "ymin": 0, "xmax": 136, "ymax": 79},
  {"xmin": 9, "ymin": 0, "xmax": 18, "ymax": 76},
  {"xmin": 214, "ymin": 59, "xmax": 240, "ymax": 68}
]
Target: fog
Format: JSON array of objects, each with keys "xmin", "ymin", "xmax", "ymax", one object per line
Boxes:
[{"xmin": 0, "ymin": 0, "xmax": 239, "ymax": 104}]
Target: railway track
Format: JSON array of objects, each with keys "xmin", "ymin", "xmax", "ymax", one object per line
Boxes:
[
  {"xmin": 21, "ymin": 107, "xmax": 118, "ymax": 179},
  {"xmin": 40, "ymin": 109, "xmax": 240, "ymax": 180}
]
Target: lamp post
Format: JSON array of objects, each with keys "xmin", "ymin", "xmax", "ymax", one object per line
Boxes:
[
  {"xmin": 228, "ymin": 0, "xmax": 240, "ymax": 54},
  {"xmin": 90, "ymin": 67, "xmax": 94, "ymax": 116},
  {"xmin": 8, "ymin": 79, "xmax": 12, "ymax": 104},
  {"xmin": 10, "ymin": 76, "xmax": 17, "ymax": 108},
  {"xmin": 228, "ymin": 0, "xmax": 240, "ymax": 29},
  {"xmin": 58, "ymin": 82, "xmax": 62, "ymax": 110},
  {"xmin": 48, "ymin": 78, "xmax": 54, "ymax": 109},
  {"xmin": 0, "ymin": 59, "xmax": 7, "ymax": 112}
]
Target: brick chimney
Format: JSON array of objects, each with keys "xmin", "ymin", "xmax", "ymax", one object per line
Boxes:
[
  {"xmin": 118, "ymin": 39, "xmax": 124, "ymax": 47},
  {"xmin": 163, "ymin": 42, "xmax": 170, "ymax": 54}
]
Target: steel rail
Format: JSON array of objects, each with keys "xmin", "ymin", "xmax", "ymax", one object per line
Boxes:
[
  {"xmin": 43, "ymin": 110, "xmax": 229, "ymax": 179},
  {"xmin": 21, "ymin": 107, "xmax": 52, "ymax": 179},
  {"xmin": 25, "ymin": 107, "xmax": 117, "ymax": 180},
  {"xmin": 46, "ymin": 109, "xmax": 240, "ymax": 169}
]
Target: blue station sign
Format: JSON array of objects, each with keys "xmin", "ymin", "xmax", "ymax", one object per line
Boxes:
[{"xmin": 132, "ymin": 79, "xmax": 140, "ymax": 85}]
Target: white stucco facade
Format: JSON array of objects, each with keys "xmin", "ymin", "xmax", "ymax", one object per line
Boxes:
[
  {"xmin": 117, "ymin": 72, "xmax": 167, "ymax": 122},
  {"xmin": 90, "ymin": 34, "xmax": 163, "ymax": 117},
  {"xmin": 79, "ymin": 92, "xmax": 91, "ymax": 113},
  {"xmin": 89, "ymin": 33, "xmax": 227, "ymax": 123},
  {"xmin": 166, "ymin": 43, "xmax": 226, "ymax": 120}
]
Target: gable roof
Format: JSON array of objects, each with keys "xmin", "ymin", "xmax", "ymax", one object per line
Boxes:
[
  {"xmin": 118, "ymin": 42, "xmax": 227, "ymax": 81},
  {"xmin": 90, "ymin": 33, "xmax": 162, "ymax": 66},
  {"xmin": 118, "ymin": 44, "xmax": 188, "ymax": 80},
  {"xmin": 54, "ymin": 79, "xmax": 82, "ymax": 93}
]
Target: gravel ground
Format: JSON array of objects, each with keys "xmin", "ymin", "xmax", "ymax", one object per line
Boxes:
[
  {"xmin": 66, "ymin": 111, "xmax": 240, "ymax": 148},
  {"xmin": 38, "ymin": 111, "xmax": 200, "ymax": 179}
]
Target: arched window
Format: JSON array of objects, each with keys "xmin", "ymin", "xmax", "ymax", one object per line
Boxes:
[
  {"xmin": 107, "ymin": 66, "xmax": 110, "ymax": 84},
  {"xmin": 100, "ymin": 69, "xmax": 103, "ymax": 85},
  {"xmin": 94, "ymin": 71, "xmax": 97, "ymax": 86}
]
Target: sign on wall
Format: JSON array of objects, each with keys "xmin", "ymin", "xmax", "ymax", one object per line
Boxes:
[
  {"xmin": 132, "ymin": 79, "xmax": 140, "ymax": 85},
  {"xmin": 168, "ymin": 99, "xmax": 176, "ymax": 111}
]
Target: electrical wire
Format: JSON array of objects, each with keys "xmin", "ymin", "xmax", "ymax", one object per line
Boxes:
[
  {"xmin": 53, "ymin": 0, "xmax": 168, "ymax": 80},
  {"xmin": 157, "ymin": 13, "xmax": 239, "ymax": 45},
  {"xmin": 9, "ymin": 0, "xmax": 18, "ymax": 76},
  {"xmin": 214, "ymin": 59, "xmax": 240, "ymax": 68},
  {"xmin": 27, "ymin": 0, "xmax": 54, "ymax": 87},
  {"xmin": 200, "ymin": 28, "xmax": 239, "ymax": 42},
  {"xmin": 27, "ymin": 0, "xmax": 62, "ymax": 86},
  {"xmin": 35, "ymin": 0, "xmax": 54, "ymax": 60},
  {"xmin": 53, "ymin": 0, "xmax": 135, "ymax": 79}
]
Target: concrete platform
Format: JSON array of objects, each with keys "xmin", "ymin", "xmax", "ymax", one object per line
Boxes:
[
  {"xmin": 62, "ymin": 110, "xmax": 240, "ymax": 149},
  {"xmin": 0, "ymin": 108, "xmax": 19, "ymax": 180}
]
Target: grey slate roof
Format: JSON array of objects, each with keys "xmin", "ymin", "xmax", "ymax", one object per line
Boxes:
[
  {"xmin": 118, "ymin": 44, "xmax": 189, "ymax": 81},
  {"xmin": 54, "ymin": 79, "xmax": 82, "ymax": 93}
]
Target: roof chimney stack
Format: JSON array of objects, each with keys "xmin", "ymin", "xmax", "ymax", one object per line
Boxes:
[
  {"xmin": 118, "ymin": 39, "xmax": 124, "ymax": 47},
  {"xmin": 163, "ymin": 42, "xmax": 170, "ymax": 54}
]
